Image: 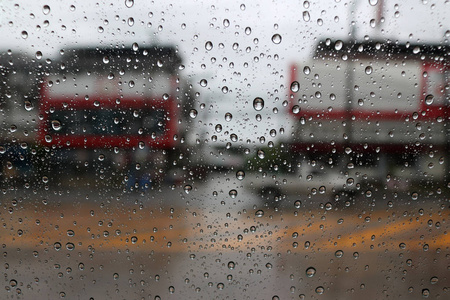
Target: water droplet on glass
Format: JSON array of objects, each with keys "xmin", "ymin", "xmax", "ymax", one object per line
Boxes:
[
  {"xmin": 127, "ymin": 17, "xmax": 134, "ymax": 26},
  {"xmin": 430, "ymin": 276, "xmax": 438, "ymax": 284},
  {"xmin": 425, "ymin": 94, "xmax": 434, "ymax": 105},
  {"xmin": 292, "ymin": 105, "xmax": 300, "ymax": 114},
  {"xmin": 223, "ymin": 19, "xmax": 230, "ymax": 27},
  {"xmin": 189, "ymin": 109, "xmax": 198, "ymax": 119},
  {"xmin": 294, "ymin": 200, "xmax": 301, "ymax": 208},
  {"xmin": 24, "ymin": 100, "xmax": 33, "ymax": 111},
  {"xmin": 303, "ymin": 11, "xmax": 310, "ymax": 22},
  {"xmin": 365, "ymin": 66, "xmax": 373, "ymax": 75},
  {"xmin": 42, "ymin": 5, "xmax": 50, "ymax": 15},
  {"xmin": 303, "ymin": 66, "xmax": 311, "ymax": 75},
  {"xmin": 51, "ymin": 120, "xmax": 62, "ymax": 131},
  {"xmin": 335, "ymin": 250, "xmax": 344, "ymax": 258},
  {"xmin": 253, "ymin": 97, "xmax": 264, "ymax": 111},
  {"xmin": 205, "ymin": 41, "xmax": 213, "ymax": 51},
  {"xmin": 215, "ymin": 124, "xmax": 222, "ymax": 133},
  {"xmin": 35, "ymin": 51, "xmax": 43, "ymax": 59},
  {"xmin": 306, "ymin": 267, "xmax": 316, "ymax": 277},
  {"xmin": 184, "ymin": 185, "xmax": 192, "ymax": 194},
  {"xmin": 222, "ymin": 86, "xmax": 228, "ymax": 94},
  {"xmin": 54, "ymin": 242, "xmax": 62, "ymax": 251},
  {"xmin": 225, "ymin": 112, "xmax": 232, "ymax": 121},
  {"xmin": 369, "ymin": 0, "xmax": 379, "ymax": 6},
  {"xmin": 124, "ymin": 0, "xmax": 134, "ymax": 8},
  {"xmin": 335, "ymin": 40, "xmax": 343, "ymax": 50},
  {"xmin": 315, "ymin": 286, "xmax": 324, "ymax": 295},
  {"xmin": 245, "ymin": 27, "xmax": 251, "ymax": 35},
  {"xmin": 236, "ymin": 170, "xmax": 245, "ymax": 180},
  {"xmin": 290, "ymin": 81, "xmax": 300, "ymax": 93},
  {"xmin": 113, "ymin": 273, "xmax": 119, "ymax": 280},
  {"xmin": 255, "ymin": 210, "xmax": 264, "ymax": 217},
  {"xmin": 21, "ymin": 31, "xmax": 28, "ymax": 39},
  {"xmin": 422, "ymin": 289, "xmax": 430, "ymax": 298},
  {"xmin": 200, "ymin": 79, "xmax": 207, "ymax": 87},
  {"xmin": 257, "ymin": 149, "xmax": 265, "ymax": 159},
  {"xmin": 411, "ymin": 192, "xmax": 418, "ymax": 200},
  {"xmin": 229, "ymin": 189, "xmax": 237, "ymax": 198},
  {"xmin": 271, "ymin": 34, "xmax": 282, "ymax": 44},
  {"xmin": 227, "ymin": 261, "xmax": 235, "ymax": 269}
]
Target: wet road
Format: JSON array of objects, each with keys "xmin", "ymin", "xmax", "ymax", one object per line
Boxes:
[{"xmin": 1, "ymin": 178, "xmax": 449, "ymax": 299}]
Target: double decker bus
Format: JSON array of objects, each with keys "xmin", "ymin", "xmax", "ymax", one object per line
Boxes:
[{"xmin": 38, "ymin": 45, "xmax": 194, "ymax": 188}]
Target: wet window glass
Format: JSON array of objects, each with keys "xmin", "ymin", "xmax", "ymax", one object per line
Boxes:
[{"xmin": 1, "ymin": 1, "xmax": 448, "ymax": 299}]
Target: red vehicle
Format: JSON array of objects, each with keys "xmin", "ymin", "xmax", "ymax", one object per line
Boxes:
[
  {"xmin": 287, "ymin": 40, "xmax": 449, "ymax": 188},
  {"xmin": 38, "ymin": 46, "xmax": 194, "ymax": 188}
]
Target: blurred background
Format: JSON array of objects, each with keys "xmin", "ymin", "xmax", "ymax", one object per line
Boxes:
[{"xmin": 0, "ymin": 1, "xmax": 448, "ymax": 299}]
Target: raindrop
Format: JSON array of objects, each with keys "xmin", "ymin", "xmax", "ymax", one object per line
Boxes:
[
  {"xmin": 292, "ymin": 105, "xmax": 300, "ymax": 114},
  {"xmin": 221, "ymin": 86, "xmax": 228, "ymax": 94},
  {"xmin": 422, "ymin": 289, "xmax": 430, "ymax": 298},
  {"xmin": 303, "ymin": 11, "xmax": 310, "ymax": 22},
  {"xmin": 257, "ymin": 149, "xmax": 265, "ymax": 159},
  {"xmin": 245, "ymin": 27, "xmax": 251, "ymax": 35},
  {"xmin": 35, "ymin": 51, "xmax": 43, "ymax": 59},
  {"xmin": 425, "ymin": 94, "xmax": 434, "ymax": 105},
  {"xmin": 294, "ymin": 200, "xmax": 301, "ymax": 208},
  {"xmin": 255, "ymin": 210, "xmax": 264, "ymax": 217},
  {"xmin": 335, "ymin": 40, "xmax": 343, "ymax": 50},
  {"xmin": 430, "ymin": 277, "xmax": 438, "ymax": 284},
  {"xmin": 411, "ymin": 192, "xmax": 419, "ymax": 200},
  {"xmin": 54, "ymin": 242, "xmax": 62, "ymax": 251},
  {"xmin": 365, "ymin": 66, "xmax": 373, "ymax": 75},
  {"xmin": 253, "ymin": 97, "xmax": 264, "ymax": 111},
  {"xmin": 113, "ymin": 273, "xmax": 119, "ymax": 280},
  {"xmin": 132, "ymin": 42, "xmax": 139, "ymax": 51},
  {"xmin": 236, "ymin": 170, "xmax": 245, "ymax": 180},
  {"xmin": 24, "ymin": 100, "xmax": 33, "ymax": 111},
  {"xmin": 315, "ymin": 286, "xmax": 324, "ymax": 294},
  {"xmin": 200, "ymin": 79, "xmax": 208, "ymax": 87},
  {"xmin": 21, "ymin": 31, "xmax": 28, "ymax": 39},
  {"xmin": 368, "ymin": 0, "xmax": 378, "ymax": 6},
  {"xmin": 189, "ymin": 109, "xmax": 198, "ymax": 119},
  {"xmin": 184, "ymin": 185, "xmax": 192, "ymax": 194},
  {"xmin": 51, "ymin": 120, "xmax": 62, "ymax": 131},
  {"xmin": 229, "ymin": 189, "xmax": 237, "ymax": 198},
  {"xmin": 126, "ymin": 0, "xmax": 139, "ymax": 8},
  {"xmin": 290, "ymin": 81, "xmax": 300, "ymax": 93},
  {"xmin": 227, "ymin": 261, "xmax": 235, "ymax": 269},
  {"xmin": 42, "ymin": 5, "xmax": 50, "ymax": 15},
  {"xmin": 306, "ymin": 267, "xmax": 316, "ymax": 277},
  {"xmin": 215, "ymin": 124, "xmax": 222, "ymax": 133},
  {"xmin": 205, "ymin": 41, "xmax": 213, "ymax": 51},
  {"xmin": 131, "ymin": 236, "xmax": 138, "ymax": 244},
  {"xmin": 303, "ymin": 66, "xmax": 311, "ymax": 75},
  {"xmin": 335, "ymin": 250, "xmax": 344, "ymax": 258},
  {"xmin": 223, "ymin": 19, "xmax": 230, "ymax": 27},
  {"xmin": 271, "ymin": 34, "xmax": 282, "ymax": 44},
  {"xmin": 225, "ymin": 112, "xmax": 232, "ymax": 121}
]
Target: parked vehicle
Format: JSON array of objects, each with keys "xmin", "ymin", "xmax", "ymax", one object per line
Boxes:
[{"xmin": 287, "ymin": 40, "xmax": 449, "ymax": 190}]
